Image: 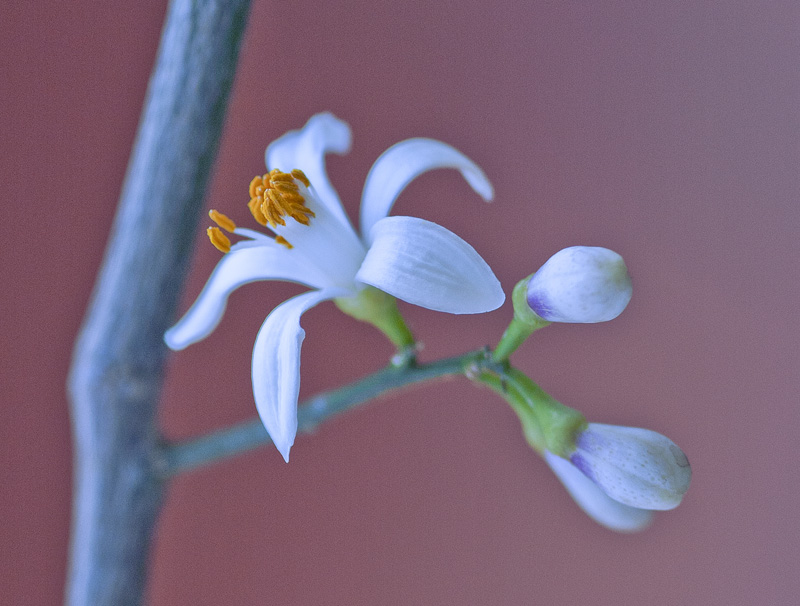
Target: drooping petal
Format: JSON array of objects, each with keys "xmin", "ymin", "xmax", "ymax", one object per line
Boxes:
[
  {"xmin": 164, "ymin": 244, "xmax": 328, "ymax": 350},
  {"xmin": 251, "ymin": 288, "xmax": 348, "ymax": 462},
  {"xmin": 265, "ymin": 112, "xmax": 353, "ymax": 229},
  {"xmin": 359, "ymin": 138, "xmax": 494, "ymax": 244},
  {"xmin": 544, "ymin": 450, "xmax": 653, "ymax": 533},
  {"xmin": 356, "ymin": 216, "xmax": 504, "ymax": 314}
]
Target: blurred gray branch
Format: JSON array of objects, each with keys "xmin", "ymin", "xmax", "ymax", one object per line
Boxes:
[{"xmin": 66, "ymin": 1, "xmax": 251, "ymax": 604}]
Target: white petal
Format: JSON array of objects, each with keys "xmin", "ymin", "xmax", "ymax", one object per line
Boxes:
[
  {"xmin": 265, "ymin": 112, "xmax": 353, "ymax": 229},
  {"xmin": 233, "ymin": 227, "xmax": 274, "ymax": 242},
  {"xmin": 359, "ymin": 138, "xmax": 494, "ymax": 244},
  {"xmin": 544, "ymin": 450, "xmax": 654, "ymax": 533},
  {"xmin": 356, "ymin": 216, "xmax": 504, "ymax": 314},
  {"xmin": 251, "ymin": 288, "xmax": 347, "ymax": 462},
  {"xmin": 164, "ymin": 245, "xmax": 327, "ymax": 350},
  {"xmin": 266, "ymin": 183, "xmax": 366, "ymax": 291}
]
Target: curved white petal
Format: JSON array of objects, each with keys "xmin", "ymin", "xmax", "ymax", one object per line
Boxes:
[
  {"xmin": 544, "ymin": 450, "xmax": 654, "ymax": 533},
  {"xmin": 164, "ymin": 245, "xmax": 328, "ymax": 350},
  {"xmin": 265, "ymin": 112, "xmax": 353, "ymax": 229},
  {"xmin": 356, "ymin": 216, "xmax": 504, "ymax": 314},
  {"xmin": 251, "ymin": 288, "xmax": 348, "ymax": 462},
  {"xmin": 360, "ymin": 138, "xmax": 494, "ymax": 244}
]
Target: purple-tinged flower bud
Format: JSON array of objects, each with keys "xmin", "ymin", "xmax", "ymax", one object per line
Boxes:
[
  {"xmin": 569, "ymin": 423, "xmax": 691, "ymax": 510},
  {"xmin": 544, "ymin": 423, "xmax": 690, "ymax": 531},
  {"xmin": 526, "ymin": 246, "xmax": 632, "ymax": 323}
]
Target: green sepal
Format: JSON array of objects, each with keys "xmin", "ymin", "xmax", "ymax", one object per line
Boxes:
[
  {"xmin": 506, "ymin": 369, "xmax": 587, "ymax": 456},
  {"xmin": 512, "ymin": 274, "xmax": 545, "ymax": 327},
  {"xmin": 492, "ymin": 276, "xmax": 550, "ymax": 362},
  {"xmin": 334, "ymin": 286, "xmax": 415, "ymax": 351},
  {"xmin": 475, "ymin": 367, "xmax": 587, "ymax": 457}
]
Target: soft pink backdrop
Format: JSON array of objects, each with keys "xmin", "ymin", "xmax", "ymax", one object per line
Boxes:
[{"xmin": 3, "ymin": 1, "xmax": 798, "ymax": 604}]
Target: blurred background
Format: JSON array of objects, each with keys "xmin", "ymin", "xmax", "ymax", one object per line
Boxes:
[{"xmin": 3, "ymin": 0, "xmax": 798, "ymax": 604}]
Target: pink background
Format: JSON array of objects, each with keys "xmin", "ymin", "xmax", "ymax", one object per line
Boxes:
[{"xmin": 3, "ymin": 1, "xmax": 798, "ymax": 604}]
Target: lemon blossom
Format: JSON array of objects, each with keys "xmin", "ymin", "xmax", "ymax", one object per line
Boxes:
[
  {"xmin": 544, "ymin": 423, "xmax": 691, "ymax": 532},
  {"xmin": 165, "ymin": 113, "xmax": 504, "ymax": 461}
]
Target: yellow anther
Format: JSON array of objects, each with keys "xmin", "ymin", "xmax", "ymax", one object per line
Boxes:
[
  {"xmin": 291, "ymin": 169, "xmax": 310, "ymax": 187},
  {"xmin": 247, "ymin": 197, "xmax": 269, "ymax": 226},
  {"xmin": 209, "ymin": 209, "xmax": 236, "ymax": 232},
  {"xmin": 207, "ymin": 227, "xmax": 231, "ymax": 253},
  {"xmin": 245, "ymin": 169, "xmax": 316, "ymax": 229},
  {"xmin": 263, "ymin": 197, "xmax": 286, "ymax": 227},
  {"xmin": 267, "ymin": 188, "xmax": 288, "ymax": 214},
  {"xmin": 269, "ymin": 169, "xmax": 294, "ymax": 183},
  {"xmin": 273, "ymin": 181, "xmax": 300, "ymax": 194},
  {"xmin": 249, "ymin": 175, "xmax": 268, "ymax": 199},
  {"xmin": 275, "ymin": 235, "xmax": 293, "ymax": 249}
]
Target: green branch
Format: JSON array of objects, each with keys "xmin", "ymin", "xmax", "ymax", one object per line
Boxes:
[{"xmin": 162, "ymin": 350, "xmax": 495, "ymax": 475}]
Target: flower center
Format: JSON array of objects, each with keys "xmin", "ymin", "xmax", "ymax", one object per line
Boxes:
[
  {"xmin": 206, "ymin": 169, "xmax": 313, "ymax": 253},
  {"xmin": 248, "ymin": 169, "xmax": 314, "ymax": 231}
]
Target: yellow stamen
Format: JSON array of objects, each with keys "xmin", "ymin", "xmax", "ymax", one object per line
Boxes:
[
  {"xmin": 247, "ymin": 168, "xmax": 316, "ymax": 229},
  {"xmin": 275, "ymin": 235, "xmax": 293, "ymax": 249},
  {"xmin": 207, "ymin": 227, "xmax": 231, "ymax": 253},
  {"xmin": 249, "ymin": 175, "xmax": 269, "ymax": 199},
  {"xmin": 291, "ymin": 169, "xmax": 310, "ymax": 187},
  {"xmin": 269, "ymin": 169, "xmax": 294, "ymax": 183},
  {"xmin": 209, "ymin": 209, "xmax": 236, "ymax": 232},
  {"xmin": 273, "ymin": 181, "xmax": 301, "ymax": 195},
  {"xmin": 266, "ymin": 188, "xmax": 289, "ymax": 215},
  {"xmin": 247, "ymin": 197, "xmax": 269, "ymax": 226}
]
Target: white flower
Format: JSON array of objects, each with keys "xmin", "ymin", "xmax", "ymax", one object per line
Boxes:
[
  {"xmin": 526, "ymin": 246, "xmax": 632, "ymax": 323},
  {"xmin": 544, "ymin": 423, "xmax": 691, "ymax": 531},
  {"xmin": 165, "ymin": 113, "xmax": 505, "ymax": 461}
]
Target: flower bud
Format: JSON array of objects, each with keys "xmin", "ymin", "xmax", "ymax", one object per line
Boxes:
[
  {"xmin": 567, "ymin": 423, "xmax": 692, "ymax": 510},
  {"xmin": 525, "ymin": 246, "xmax": 632, "ymax": 323},
  {"xmin": 543, "ymin": 423, "xmax": 690, "ymax": 531}
]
